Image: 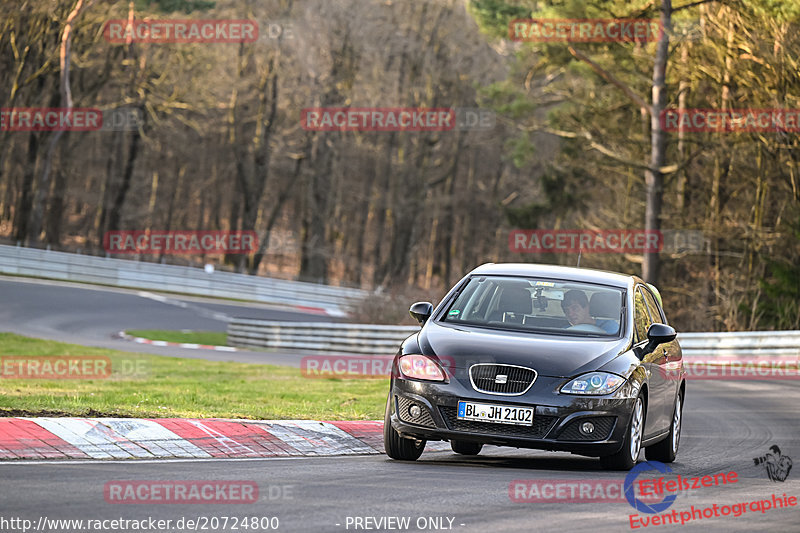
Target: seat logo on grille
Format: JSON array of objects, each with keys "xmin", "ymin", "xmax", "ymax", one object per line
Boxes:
[{"xmin": 469, "ymin": 364, "xmax": 537, "ymax": 396}]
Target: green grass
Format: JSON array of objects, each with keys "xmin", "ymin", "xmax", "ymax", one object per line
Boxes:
[
  {"xmin": 127, "ymin": 329, "xmax": 228, "ymax": 346},
  {"xmin": 0, "ymin": 333, "xmax": 387, "ymax": 420}
]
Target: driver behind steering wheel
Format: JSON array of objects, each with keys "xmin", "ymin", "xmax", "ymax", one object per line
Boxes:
[{"xmin": 561, "ymin": 289, "xmax": 617, "ymax": 334}]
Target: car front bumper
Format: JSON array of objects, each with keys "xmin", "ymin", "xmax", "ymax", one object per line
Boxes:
[{"xmin": 388, "ymin": 375, "xmax": 638, "ymax": 457}]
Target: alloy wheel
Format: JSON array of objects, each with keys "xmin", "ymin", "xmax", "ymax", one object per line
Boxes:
[
  {"xmin": 629, "ymin": 397, "xmax": 644, "ymax": 462},
  {"xmin": 671, "ymin": 394, "xmax": 682, "ymax": 454}
]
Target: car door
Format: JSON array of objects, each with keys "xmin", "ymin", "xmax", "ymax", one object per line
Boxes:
[
  {"xmin": 641, "ymin": 286, "xmax": 682, "ymax": 409},
  {"xmin": 633, "ymin": 286, "xmax": 669, "ymax": 437}
]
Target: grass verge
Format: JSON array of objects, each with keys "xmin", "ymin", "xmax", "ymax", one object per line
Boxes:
[
  {"xmin": 0, "ymin": 333, "xmax": 386, "ymax": 420},
  {"xmin": 126, "ymin": 329, "xmax": 227, "ymax": 346}
]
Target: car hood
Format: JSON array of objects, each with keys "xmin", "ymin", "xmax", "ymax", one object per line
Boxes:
[{"xmin": 418, "ymin": 320, "xmax": 630, "ymax": 378}]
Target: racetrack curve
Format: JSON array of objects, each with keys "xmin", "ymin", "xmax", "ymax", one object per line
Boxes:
[
  {"xmin": 0, "ymin": 276, "xmax": 340, "ymax": 366},
  {"xmin": 1, "ymin": 379, "xmax": 798, "ymax": 532},
  {"xmin": 1, "ymin": 276, "xmax": 798, "ymax": 532}
]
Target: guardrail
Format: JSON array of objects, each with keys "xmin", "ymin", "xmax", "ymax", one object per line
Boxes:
[
  {"xmin": 227, "ymin": 319, "xmax": 800, "ymax": 357},
  {"xmin": 227, "ymin": 319, "xmax": 419, "ymax": 353},
  {"xmin": 0, "ymin": 244, "xmax": 367, "ymax": 316},
  {"xmin": 677, "ymin": 331, "xmax": 800, "ymax": 357}
]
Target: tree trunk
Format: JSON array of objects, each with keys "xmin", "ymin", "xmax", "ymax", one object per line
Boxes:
[
  {"xmin": 441, "ymin": 132, "xmax": 464, "ymax": 286},
  {"xmin": 642, "ymin": 0, "xmax": 672, "ymax": 284},
  {"xmin": 676, "ymin": 44, "xmax": 690, "ymax": 212},
  {"xmin": 371, "ymin": 133, "xmax": 396, "ymax": 286},
  {"xmin": 106, "ymin": 128, "xmax": 141, "ymax": 232},
  {"xmin": 28, "ymin": 0, "xmax": 88, "ymax": 245},
  {"xmin": 238, "ymin": 59, "xmax": 279, "ymax": 273},
  {"xmin": 299, "ymin": 133, "xmax": 331, "ymax": 283},
  {"xmin": 159, "ymin": 165, "xmax": 185, "ymax": 263},
  {"xmin": 351, "ymin": 155, "xmax": 376, "ymax": 285},
  {"xmin": 45, "ymin": 168, "xmax": 67, "ymax": 245},
  {"xmin": 13, "ymin": 132, "xmax": 39, "ymax": 243},
  {"xmin": 97, "ymin": 129, "xmax": 121, "ymax": 247},
  {"xmin": 248, "ymin": 156, "xmax": 298, "ymax": 275}
]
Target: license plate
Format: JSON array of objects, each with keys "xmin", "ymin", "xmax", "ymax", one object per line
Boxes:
[{"xmin": 457, "ymin": 401, "xmax": 534, "ymax": 426}]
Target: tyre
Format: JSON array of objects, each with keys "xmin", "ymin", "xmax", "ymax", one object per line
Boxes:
[
  {"xmin": 383, "ymin": 395, "xmax": 426, "ymax": 461},
  {"xmin": 600, "ymin": 394, "xmax": 645, "ymax": 471},
  {"xmin": 450, "ymin": 440, "xmax": 482, "ymax": 456},
  {"xmin": 645, "ymin": 390, "xmax": 683, "ymax": 463}
]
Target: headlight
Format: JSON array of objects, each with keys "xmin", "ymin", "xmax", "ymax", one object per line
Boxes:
[
  {"xmin": 560, "ymin": 372, "xmax": 625, "ymax": 395},
  {"xmin": 398, "ymin": 354, "xmax": 446, "ymax": 382}
]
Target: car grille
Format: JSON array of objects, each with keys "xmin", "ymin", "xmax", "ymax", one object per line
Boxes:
[
  {"xmin": 438, "ymin": 406, "xmax": 556, "ymax": 439},
  {"xmin": 469, "ymin": 364, "xmax": 537, "ymax": 395},
  {"xmin": 396, "ymin": 396, "xmax": 436, "ymax": 428},
  {"xmin": 556, "ymin": 416, "xmax": 616, "ymax": 441}
]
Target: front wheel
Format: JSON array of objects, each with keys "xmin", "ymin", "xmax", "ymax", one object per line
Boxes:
[
  {"xmin": 600, "ymin": 394, "xmax": 645, "ymax": 471},
  {"xmin": 383, "ymin": 395, "xmax": 426, "ymax": 461},
  {"xmin": 646, "ymin": 390, "xmax": 683, "ymax": 463}
]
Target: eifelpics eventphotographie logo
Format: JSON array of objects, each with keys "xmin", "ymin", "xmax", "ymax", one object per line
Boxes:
[{"xmin": 753, "ymin": 445, "xmax": 793, "ymax": 482}]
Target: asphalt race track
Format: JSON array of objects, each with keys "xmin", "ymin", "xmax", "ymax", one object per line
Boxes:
[
  {"xmin": 1, "ymin": 277, "xmax": 798, "ymax": 532},
  {"xmin": 2, "ymin": 381, "xmax": 798, "ymax": 531},
  {"xmin": 0, "ymin": 276, "xmax": 338, "ymax": 366}
]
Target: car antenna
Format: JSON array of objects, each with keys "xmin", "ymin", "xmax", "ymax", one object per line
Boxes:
[{"xmin": 576, "ymin": 250, "xmax": 581, "ymax": 267}]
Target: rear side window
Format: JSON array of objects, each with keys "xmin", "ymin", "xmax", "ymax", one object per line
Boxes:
[
  {"xmin": 640, "ymin": 286, "xmax": 665, "ymax": 324},
  {"xmin": 633, "ymin": 288, "xmax": 652, "ymax": 343}
]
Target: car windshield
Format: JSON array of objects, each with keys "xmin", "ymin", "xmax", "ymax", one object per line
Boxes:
[{"xmin": 442, "ymin": 276, "xmax": 623, "ymax": 337}]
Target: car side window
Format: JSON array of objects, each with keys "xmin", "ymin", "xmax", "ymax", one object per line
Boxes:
[
  {"xmin": 641, "ymin": 287, "xmax": 665, "ymax": 324},
  {"xmin": 633, "ymin": 288, "xmax": 652, "ymax": 343}
]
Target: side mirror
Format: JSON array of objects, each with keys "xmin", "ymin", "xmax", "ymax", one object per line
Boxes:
[
  {"xmin": 639, "ymin": 323, "xmax": 677, "ymax": 358},
  {"xmin": 409, "ymin": 302, "xmax": 433, "ymax": 325}
]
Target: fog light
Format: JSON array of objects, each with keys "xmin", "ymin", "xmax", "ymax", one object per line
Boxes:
[
  {"xmin": 580, "ymin": 421, "xmax": 595, "ymax": 434},
  {"xmin": 409, "ymin": 405, "xmax": 421, "ymax": 418}
]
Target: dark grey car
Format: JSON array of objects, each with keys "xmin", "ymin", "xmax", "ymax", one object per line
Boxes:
[{"xmin": 384, "ymin": 263, "xmax": 686, "ymax": 470}]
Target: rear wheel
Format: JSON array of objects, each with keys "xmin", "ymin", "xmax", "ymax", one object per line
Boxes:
[
  {"xmin": 645, "ymin": 390, "xmax": 682, "ymax": 463},
  {"xmin": 383, "ymin": 395, "xmax": 426, "ymax": 461},
  {"xmin": 600, "ymin": 394, "xmax": 644, "ymax": 471},
  {"xmin": 450, "ymin": 440, "xmax": 482, "ymax": 456}
]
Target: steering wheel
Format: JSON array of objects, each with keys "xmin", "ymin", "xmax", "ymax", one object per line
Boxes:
[{"xmin": 566, "ymin": 323, "xmax": 607, "ymax": 333}]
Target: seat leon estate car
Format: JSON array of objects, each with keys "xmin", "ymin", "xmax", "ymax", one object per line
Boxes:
[{"xmin": 384, "ymin": 263, "xmax": 686, "ymax": 470}]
